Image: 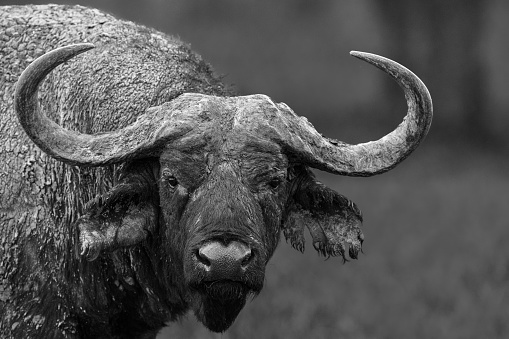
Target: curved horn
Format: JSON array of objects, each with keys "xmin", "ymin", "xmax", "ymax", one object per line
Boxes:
[
  {"xmin": 15, "ymin": 44, "xmax": 196, "ymax": 166},
  {"xmin": 280, "ymin": 51, "xmax": 432, "ymax": 176}
]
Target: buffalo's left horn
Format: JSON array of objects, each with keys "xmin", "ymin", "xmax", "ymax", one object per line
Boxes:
[
  {"xmin": 15, "ymin": 44, "xmax": 196, "ymax": 166},
  {"xmin": 280, "ymin": 51, "xmax": 433, "ymax": 176}
]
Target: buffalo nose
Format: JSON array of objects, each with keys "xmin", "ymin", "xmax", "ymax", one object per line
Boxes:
[{"xmin": 196, "ymin": 241, "xmax": 253, "ymax": 280}]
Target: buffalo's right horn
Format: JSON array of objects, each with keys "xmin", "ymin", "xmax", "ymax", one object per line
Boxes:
[{"xmin": 14, "ymin": 44, "xmax": 197, "ymax": 166}]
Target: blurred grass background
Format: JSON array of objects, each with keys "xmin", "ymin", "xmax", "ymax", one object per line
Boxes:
[{"xmin": 2, "ymin": 0, "xmax": 508, "ymax": 338}]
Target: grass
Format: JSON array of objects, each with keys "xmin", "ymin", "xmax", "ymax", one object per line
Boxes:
[{"xmin": 159, "ymin": 143, "xmax": 509, "ymax": 339}]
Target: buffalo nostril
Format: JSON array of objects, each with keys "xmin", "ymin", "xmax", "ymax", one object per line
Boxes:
[
  {"xmin": 240, "ymin": 249, "xmax": 253, "ymax": 267},
  {"xmin": 196, "ymin": 241, "xmax": 254, "ymax": 278},
  {"xmin": 196, "ymin": 248, "xmax": 212, "ymax": 267}
]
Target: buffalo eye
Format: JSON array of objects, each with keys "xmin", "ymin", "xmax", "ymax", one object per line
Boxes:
[
  {"xmin": 268, "ymin": 177, "xmax": 283, "ymax": 190},
  {"xmin": 162, "ymin": 170, "xmax": 179, "ymax": 188},
  {"xmin": 167, "ymin": 176, "xmax": 179, "ymax": 188}
]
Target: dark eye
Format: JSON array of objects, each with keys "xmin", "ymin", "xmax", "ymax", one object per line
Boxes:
[
  {"xmin": 268, "ymin": 177, "xmax": 282, "ymax": 189},
  {"xmin": 162, "ymin": 170, "xmax": 179, "ymax": 188},
  {"xmin": 167, "ymin": 175, "xmax": 179, "ymax": 188}
]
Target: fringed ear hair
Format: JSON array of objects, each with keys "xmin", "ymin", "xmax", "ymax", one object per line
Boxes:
[{"xmin": 283, "ymin": 168, "xmax": 363, "ymax": 262}]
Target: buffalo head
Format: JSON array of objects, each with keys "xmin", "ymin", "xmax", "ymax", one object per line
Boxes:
[{"xmin": 14, "ymin": 44, "xmax": 432, "ymax": 332}]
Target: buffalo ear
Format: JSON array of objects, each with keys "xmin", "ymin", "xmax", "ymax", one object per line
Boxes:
[
  {"xmin": 77, "ymin": 162, "xmax": 159, "ymax": 261},
  {"xmin": 283, "ymin": 168, "xmax": 364, "ymax": 261}
]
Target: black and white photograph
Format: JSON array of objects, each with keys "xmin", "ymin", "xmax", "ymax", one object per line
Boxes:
[{"xmin": 0, "ymin": 1, "xmax": 507, "ymax": 338}]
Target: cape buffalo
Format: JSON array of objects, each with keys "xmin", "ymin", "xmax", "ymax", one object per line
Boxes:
[{"xmin": 0, "ymin": 4, "xmax": 432, "ymax": 338}]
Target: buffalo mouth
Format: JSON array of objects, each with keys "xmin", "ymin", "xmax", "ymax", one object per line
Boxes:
[
  {"xmin": 185, "ymin": 239, "xmax": 265, "ymax": 331},
  {"xmin": 190, "ymin": 279, "xmax": 262, "ymax": 332},
  {"xmin": 199, "ymin": 280, "xmax": 253, "ymax": 300}
]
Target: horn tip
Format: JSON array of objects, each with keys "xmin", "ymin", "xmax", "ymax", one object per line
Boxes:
[
  {"xmin": 349, "ymin": 50, "xmax": 364, "ymax": 57},
  {"xmin": 69, "ymin": 42, "xmax": 96, "ymax": 53},
  {"xmin": 349, "ymin": 50, "xmax": 376, "ymax": 61}
]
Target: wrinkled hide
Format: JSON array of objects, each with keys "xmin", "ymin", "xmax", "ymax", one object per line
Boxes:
[
  {"xmin": 0, "ymin": 5, "xmax": 228, "ymax": 338},
  {"xmin": 0, "ymin": 4, "xmax": 431, "ymax": 339}
]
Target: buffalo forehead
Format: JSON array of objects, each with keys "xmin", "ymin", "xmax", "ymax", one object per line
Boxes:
[
  {"xmin": 161, "ymin": 131, "xmax": 287, "ymax": 174},
  {"xmin": 158, "ymin": 94, "xmax": 288, "ymax": 178},
  {"xmin": 165, "ymin": 134, "xmax": 284, "ymax": 160}
]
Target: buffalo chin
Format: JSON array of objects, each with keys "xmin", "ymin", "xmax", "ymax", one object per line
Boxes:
[{"xmin": 191, "ymin": 281, "xmax": 257, "ymax": 332}]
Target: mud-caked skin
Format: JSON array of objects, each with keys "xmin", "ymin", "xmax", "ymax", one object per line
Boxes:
[
  {"xmin": 0, "ymin": 4, "xmax": 432, "ymax": 339},
  {"xmin": 73, "ymin": 100, "xmax": 365, "ymax": 334},
  {"xmin": 0, "ymin": 5, "xmax": 230, "ymax": 338}
]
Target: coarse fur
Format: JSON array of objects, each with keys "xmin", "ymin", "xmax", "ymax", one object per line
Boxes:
[
  {"xmin": 0, "ymin": 4, "xmax": 228, "ymax": 338},
  {"xmin": 1, "ymin": 1, "xmax": 437, "ymax": 337},
  {"xmin": 0, "ymin": 5, "xmax": 366, "ymax": 338}
]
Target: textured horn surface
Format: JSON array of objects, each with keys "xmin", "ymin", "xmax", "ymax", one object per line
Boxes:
[
  {"xmin": 14, "ymin": 44, "xmax": 198, "ymax": 166},
  {"xmin": 276, "ymin": 51, "xmax": 433, "ymax": 176}
]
